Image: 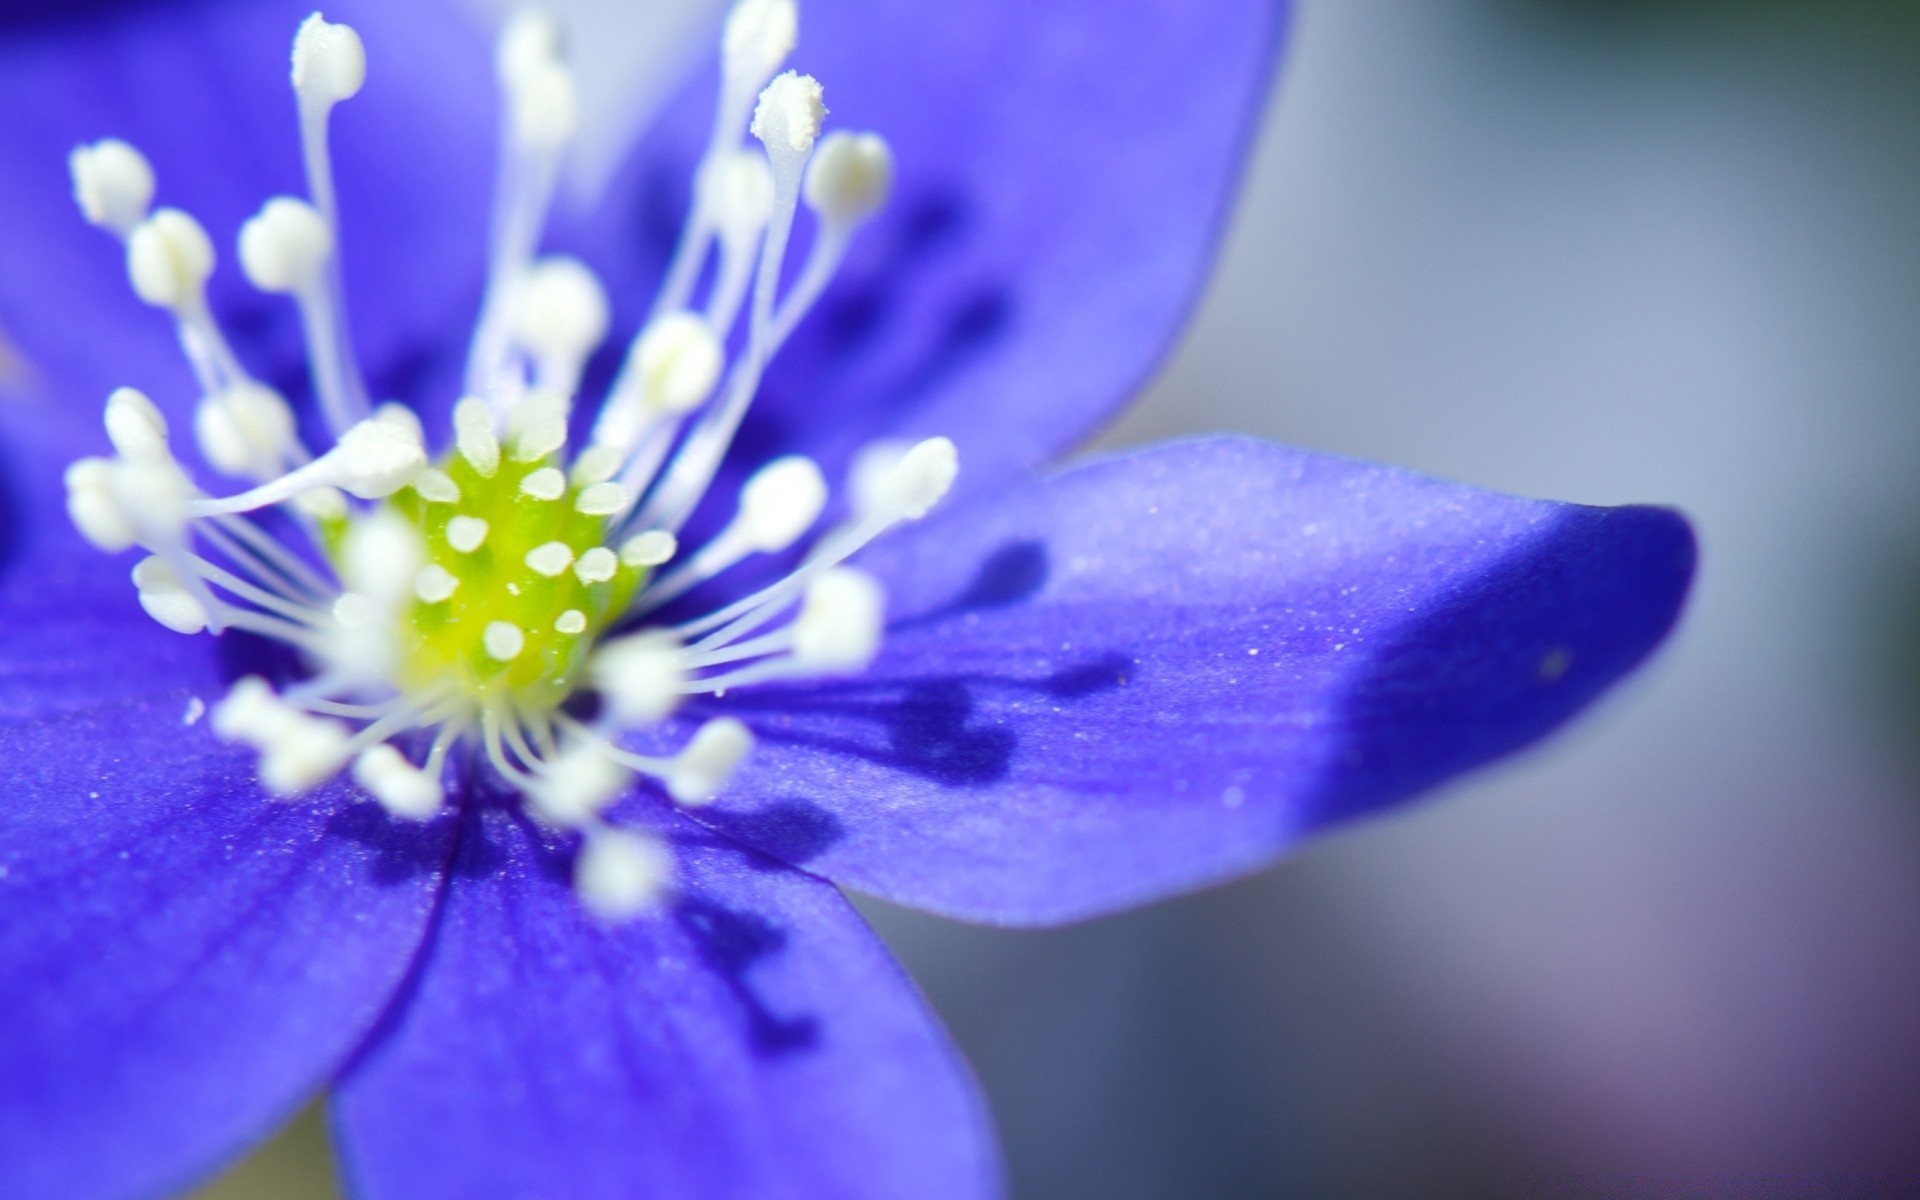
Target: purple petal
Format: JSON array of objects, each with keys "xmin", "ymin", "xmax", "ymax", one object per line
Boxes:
[
  {"xmin": 690, "ymin": 437, "xmax": 1696, "ymax": 925},
  {"xmin": 332, "ymin": 806, "xmax": 1000, "ymax": 1200},
  {"xmin": 569, "ymin": 0, "xmax": 1288, "ymax": 496},
  {"xmin": 0, "ymin": 491, "xmax": 455, "ymax": 1197},
  {"xmin": 0, "ymin": 0, "xmax": 491, "ymax": 434}
]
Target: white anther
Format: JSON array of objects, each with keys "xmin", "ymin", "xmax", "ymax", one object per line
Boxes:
[
  {"xmin": 213, "ymin": 676, "xmax": 350, "ymax": 795},
  {"xmin": 332, "ymin": 592, "xmax": 381, "ymax": 630},
  {"xmin": 447, "ymin": 516, "xmax": 490, "ymax": 554},
  {"xmin": 515, "ymin": 256, "xmax": 609, "ymax": 366},
  {"xmin": 621, "ymin": 530, "xmax": 677, "ymax": 568},
  {"xmin": 414, "ymin": 564, "xmax": 459, "ymax": 603},
  {"xmin": 723, "ymin": 0, "xmax": 797, "ymax": 85},
  {"xmin": 131, "ymin": 556, "xmax": 210, "ymax": 634},
  {"xmin": 525, "ymin": 541, "xmax": 574, "ymax": 577},
  {"xmin": 292, "ymin": 14, "xmax": 367, "ymax": 107},
  {"xmin": 296, "ymin": 486, "xmax": 347, "ymax": 522},
  {"xmin": 592, "ymin": 632, "xmax": 684, "ymax": 724},
  {"xmin": 352, "ymin": 743, "xmax": 444, "ymax": 820},
  {"xmin": 574, "ymin": 482, "xmax": 627, "ymax": 516},
  {"xmin": 574, "ymin": 546, "xmax": 617, "ymax": 584},
  {"xmin": 792, "ymin": 567, "xmax": 884, "ymax": 670},
  {"xmin": 126, "ymin": 208, "xmax": 214, "ymax": 311},
  {"xmin": 509, "ymin": 391, "xmax": 569, "ymax": 462},
  {"xmin": 65, "ymin": 458, "xmax": 137, "ymax": 552},
  {"xmin": 413, "ymin": 469, "xmax": 461, "ymax": 504},
  {"xmin": 705, "ymin": 149, "xmax": 775, "ymax": 238},
  {"xmin": 737, "ymin": 455, "xmax": 826, "ymax": 552},
  {"xmin": 520, "ymin": 467, "xmax": 566, "ymax": 500},
  {"xmin": 804, "ymin": 131, "xmax": 893, "ymax": 224},
  {"xmin": 751, "ymin": 71, "xmax": 826, "ymax": 158},
  {"xmin": 113, "ymin": 458, "xmax": 197, "ymax": 542},
  {"xmin": 555, "ymin": 609, "xmax": 587, "ymax": 635},
  {"xmin": 637, "ymin": 313, "xmax": 722, "ymax": 417},
  {"xmin": 237, "ymin": 196, "xmax": 333, "ymax": 293},
  {"xmin": 859, "ymin": 436, "xmax": 958, "ymax": 521},
  {"xmin": 196, "ymin": 383, "xmax": 297, "ymax": 478},
  {"xmin": 576, "ymin": 828, "xmax": 671, "ymax": 920},
  {"xmin": 103, "ymin": 387, "xmax": 171, "ymax": 463},
  {"xmin": 211, "ymin": 677, "xmax": 284, "ymax": 742},
  {"xmin": 260, "ymin": 715, "xmax": 353, "ymax": 796},
  {"xmin": 497, "ymin": 7, "xmax": 564, "ymax": 88},
  {"xmin": 509, "ymin": 55, "xmax": 578, "ymax": 148},
  {"xmin": 373, "ymin": 402, "xmax": 424, "ymax": 445},
  {"xmin": 569, "ymin": 445, "xmax": 620, "ymax": 487},
  {"xmin": 484, "ymin": 621, "xmax": 526, "ymax": 661},
  {"xmin": 454, "ymin": 393, "xmax": 502, "ymax": 462},
  {"xmin": 70, "ymin": 139, "xmax": 155, "ymax": 237},
  {"xmin": 342, "ymin": 510, "xmax": 424, "ymax": 606},
  {"xmin": 529, "ymin": 743, "xmax": 630, "ymax": 826},
  {"xmin": 668, "ymin": 717, "xmax": 754, "ymax": 806},
  {"xmin": 328, "ymin": 415, "xmax": 427, "ymax": 499}
]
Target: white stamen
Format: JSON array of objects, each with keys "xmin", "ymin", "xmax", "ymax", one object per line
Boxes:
[
  {"xmin": 509, "ymin": 391, "xmax": 570, "ymax": 461},
  {"xmin": 485, "ymin": 621, "xmax": 526, "ymax": 661},
  {"xmin": 723, "ymin": 0, "xmax": 798, "ymax": 87},
  {"xmin": 508, "ymin": 55, "xmax": 578, "ymax": 149},
  {"xmin": 126, "ymin": 209, "xmax": 214, "ymax": 311},
  {"xmin": 520, "ymin": 467, "xmax": 565, "ymax": 500},
  {"xmin": 637, "ymin": 455, "xmax": 824, "ymax": 613},
  {"xmin": 750, "ymin": 70, "xmax": 826, "ymax": 158},
  {"xmin": 103, "ymin": 386, "xmax": 171, "ymax": 464},
  {"xmin": 596, "ymin": 312, "xmax": 722, "ymax": 451},
  {"xmin": 592, "ymin": 632, "xmax": 684, "ymax": 724},
  {"xmin": 69, "ymin": 139, "xmax": 155, "ymax": 237},
  {"xmin": 333, "ymin": 592, "xmax": 381, "ymax": 630},
  {"xmin": 291, "ymin": 14, "xmax": 367, "ymax": 107},
  {"xmin": 65, "ymin": 458, "xmax": 137, "ymax": 552},
  {"xmin": 132, "ymin": 556, "xmax": 211, "ymax": 634},
  {"xmin": 667, "ymin": 717, "xmax": 753, "ymax": 805},
  {"xmin": 342, "ymin": 510, "xmax": 425, "ymax": 607},
  {"xmin": 447, "ymin": 516, "xmax": 490, "ymax": 554},
  {"xmin": 192, "ymin": 414, "xmax": 423, "ymax": 515},
  {"xmin": 353, "ymin": 743, "xmax": 444, "ymax": 820},
  {"xmin": 212, "ymin": 676, "xmax": 352, "ymax": 796},
  {"xmin": 515, "ymin": 256, "xmax": 609, "ymax": 392},
  {"xmin": 525, "ymin": 541, "xmax": 574, "ymax": 577},
  {"xmin": 556, "ymin": 609, "xmax": 587, "ymax": 635},
  {"xmin": 569, "ymin": 445, "xmax": 621, "ymax": 487},
  {"xmin": 528, "ymin": 742, "xmax": 630, "ymax": 827},
  {"xmin": 621, "ymin": 530, "xmax": 677, "ymax": 567},
  {"xmin": 858, "ymin": 435, "xmax": 959, "ymax": 521},
  {"xmin": 574, "ymin": 546, "xmax": 617, "ymax": 584},
  {"xmin": 413, "ymin": 469, "xmax": 461, "ymax": 504},
  {"xmin": 455, "ymin": 397, "xmax": 502, "ymax": 476},
  {"xmin": 237, "ymin": 196, "xmax": 333, "ymax": 293},
  {"xmin": 792, "ymin": 567, "xmax": 884, "ymax": 670},
  {"xmin": 288, "ymin": 14, "xmax": 373, "ymax": 431},
  {"xmin": 575, "ymin": 827, "xmax": 671, "ymax": 920},
  {"xmin": 574, "ymin": 481, "xmax": 628, "ymax": 516},
  {"xmin": 414, "ymin": 564, "xmax": 459, "ymax": 603},
  {"xmin": 804, "ymin": 130, "xmax": 893, "ymax": 224},
  {"xmin": 195, "ymin": 383, "xmax": 299, "ymax": 481},
  {"xmin": 737, "ymin": 455, "xmax": 827, "ymax": 551},
  {"xmin": 351, "ymin": 744, "xmax": 443, "ymax": 817},
  {"xmin": 496, "ymin": 8, "xmax": 563, "ymax": 90}
]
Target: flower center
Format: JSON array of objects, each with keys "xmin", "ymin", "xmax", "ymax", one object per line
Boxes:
[{"xmin": 58, "ymin": 1, "xmax": 957, "ymax": 919}]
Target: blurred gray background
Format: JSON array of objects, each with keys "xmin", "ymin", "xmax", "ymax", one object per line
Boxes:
[{"xmin": 199, "ymin": 1, "xmax": 1920, "ymax": 1196}]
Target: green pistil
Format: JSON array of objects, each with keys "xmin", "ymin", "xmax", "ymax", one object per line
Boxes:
[{"xmin": 358, "ymin": 449, "xmax": 645, "ymax": 712}]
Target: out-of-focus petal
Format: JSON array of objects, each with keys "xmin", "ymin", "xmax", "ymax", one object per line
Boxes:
[{"xmin": 332, "ymin": 805, "xmax": 1000, "ymax": 1200}]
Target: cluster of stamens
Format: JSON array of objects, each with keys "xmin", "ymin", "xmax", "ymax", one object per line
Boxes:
[{"xmin": 61, "ymin": 2, "xmax": 956, "ymax": 917}]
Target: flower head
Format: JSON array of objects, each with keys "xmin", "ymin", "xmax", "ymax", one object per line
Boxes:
[{"xmin": 0, "ymin": 1, "xmax": 1693, "ymax": 1198}]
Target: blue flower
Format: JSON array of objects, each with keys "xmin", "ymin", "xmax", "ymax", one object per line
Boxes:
[{"xmin": 0, "ymin": 1, "xmax": 1695, "ymax": 1198}]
